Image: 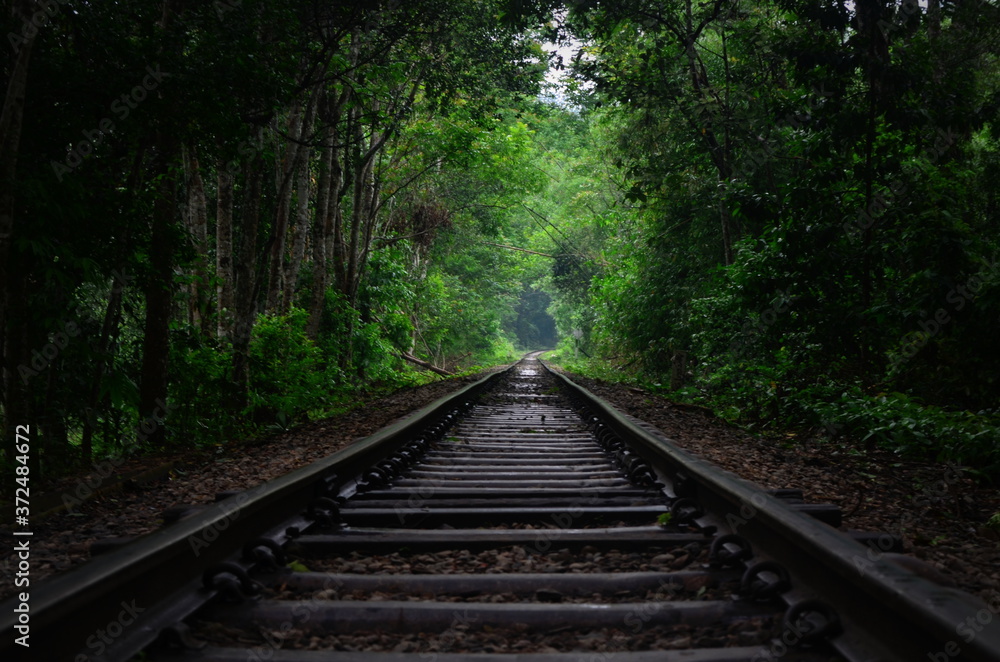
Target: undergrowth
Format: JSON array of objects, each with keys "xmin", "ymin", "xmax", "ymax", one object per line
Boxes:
[{"xmin": 546, "ymin": 350, "xmax": 1000, "ymax": 482}]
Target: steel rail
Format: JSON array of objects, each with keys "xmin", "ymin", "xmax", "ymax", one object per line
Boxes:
[
  {"xmin": 0, "ymin": 365, "xmax": 513, "ymax": 662},
  {"xmin": 542, "ymin": 359, "xmax": 1000, "ymax": 662}
]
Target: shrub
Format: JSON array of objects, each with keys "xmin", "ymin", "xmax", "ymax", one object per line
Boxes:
[
  {"xmin": 800, "ymin": 387, "xmax": 1000, "ymax": 480},
  {"xmin": 169, "ymin": 333, "xmax": 234, "ymax": 445},
  {"xmin": 247, "ymin": 308, "xmax": 329, "ymax": 425}
]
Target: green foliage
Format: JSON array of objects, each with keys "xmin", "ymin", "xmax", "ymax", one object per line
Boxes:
[
  {"xmin": 392, "ymin": 106, "xmax": 550, "ymax": 370},
  {"xmin": 801, "ymin": 389, "xmax": 1000, "ymax": 480},
  {"xmin": 169, "ymin": 335, "xmax": 235, "ymax": 445},
  {"xmin": 10, "ymin": 0, "xmax": 1000, "ymax": 490},
  {"xmin": 1, "ymin": 0, "xmax": 562, "ymax": 491},
  {"xmin": 545, "ymin": 346, "xmax": 642, "ymax": 385},
  {"xmin": 351, "ymin": 321, "xmax": 403, "ymax": 385},
  {"xmin": 545, "ymin": 0, "xmax": 1000, "ymax": 480},
  {"xmin": 987, "ymin": 513, "xmax": 1000, "ymax": 532},
  {"xmin": 247, "ymin": 308, "xmax": 328, "ymax": 426}
]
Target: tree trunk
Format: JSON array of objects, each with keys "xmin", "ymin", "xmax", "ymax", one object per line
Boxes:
[
  {"xmin": 330, "ymin": 104, "xmax": 353, "ymax": 300},
  {"xmin": 338, "ymin": 118, "xmax": 375, "ymax": 369},
  {"xmin": 396, "ymin": 352, "xmax": 453, "ymax": 376},
  {"xmin": 216, "ymin": 165, "xmax": 234, "ymax": 338},
  {"xmin": 328, "ymin": 30, "xmax": 359, "ymax": 304},
  {"xmin": 673, "ymin": 1, "xmax": 735, "ymax": 265},
  {"xmin": 231, "ymin": 150, "xmax": 264, "ymax": 410},
  {"xmin": 266, "ymin": 90, "xmax": 319, "ymax": 313},
  {"xmin": 80, "ymin": 265, "xmax": 127, "ymax": 466},
  {"xmin": 137, "ymin": 0, "xmax": 185, "ymax": 448},
  {"xmin": 856, "ymin": 0, "xmax": 890, "ymax": 377},
  {"xmin": 670, "ymin": 351, "xmax": 689, "ymax": 391},
  {"xmin": 345, "ymin": 123, "xmax": 381, "ymax": 306},
  {"xmin": 183, "ymin": 143, "xmax": 209, "ymax": 331},
  {"xmin": 927, "ymin": 0, "xmax": 941, "ymax": 38},
  {"xmin": 263, "ymin": 104, "xmax": 303, "ymax": 313},
  {"xmin": 138, "ymin": 132, "xmax": 179, "ymax": 448},
  {"xmin": 282, "ymin": 152, "xmax": 312, "ymax": 312},
  {"xmin": 306, "ymin": 120, "xmax": 336, "ymax": 339},
  {"xmin": 357, "ymin": 141, "xmax": 385, "ymax": 292}
]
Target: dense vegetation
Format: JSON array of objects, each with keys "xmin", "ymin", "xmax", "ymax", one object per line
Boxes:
[
  {"xmin": 543, "ymin": 0, "xmax": 1000, "ymax": 478},
  {"xmin": 3, "ymin": 0, "xmax": 1000, "ymax": 485},
  {"xmin": 1, "ymin": 0, "xmax": 559, "ymax": 481}
]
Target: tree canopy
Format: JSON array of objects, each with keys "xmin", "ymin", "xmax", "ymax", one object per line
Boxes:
[{"xmin": 4, "ymin": 0, "xmax": 1000, "ymax": 484}]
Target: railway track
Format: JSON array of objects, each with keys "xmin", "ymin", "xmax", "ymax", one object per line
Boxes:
[{"xmin": 5, "ymin": 354, "xmax": 1000, "ymax": 661}]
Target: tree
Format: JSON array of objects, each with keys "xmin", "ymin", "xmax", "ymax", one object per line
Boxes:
[
  {"xmin": 0, "ymin": 0, "xmax": 560, "ymax": 482},
  {"xmin": 549, "ymin": 0, "xmax": 1000, "ymax": 471}
]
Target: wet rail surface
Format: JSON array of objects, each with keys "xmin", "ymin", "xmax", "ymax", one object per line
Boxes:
[{"xmin": 4, "ymin": 355, "xmax": 999, "ymax": 662}]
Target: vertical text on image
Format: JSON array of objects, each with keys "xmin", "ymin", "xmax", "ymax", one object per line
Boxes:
[{"xmin": 13, "ymin": 424, "xmax": 33, "ymax": 648}]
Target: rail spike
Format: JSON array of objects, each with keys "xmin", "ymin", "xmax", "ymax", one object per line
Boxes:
[
  {"xmin": 669, "ymin": 497, "xmax": 705, "ymax": 524},
  {"xmin": 739, "ymin": 560, "xmax": 793, "ymax": 602},
  {"xmin": 783, "ymin": 599, "xmax": 843, "ymax": 644},
  {"xmin": 202, "ymin": 562, "xmax": 261, "ymax": 602},
  {"xmin": 242, "ymin": 538, "xmax": 286, "ymax": 571},
  {"xmin": 708, "ymin": 533, "xmax": 754, "ymax": 568},
  {"xmin": 306, "ymin": 496, "xmax": 341, "ymax": 527}
]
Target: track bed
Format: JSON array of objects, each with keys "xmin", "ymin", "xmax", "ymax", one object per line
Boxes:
[{"xmin": 5, "ymin": 355, "xmax": 998, "ymax": 661}]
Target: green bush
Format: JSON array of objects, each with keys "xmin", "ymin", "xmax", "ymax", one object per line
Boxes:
[
  {"xmin": 353, "ymin": 320, "xmax": 402, "ymax": 384},
  {"xmin": 169, "ymin": 334, "xmax": 235, "ymax": 445},
  {"xmin": 796, "ymin": 386, "xmax": 1000, "ymax": 480},
  {"xmin": 477, "ymin": 334, "xmax": 520, "ymax": 367},
  {"xmin": 248, "ymin": 308, "xmax": 329, "ymax": 425}
]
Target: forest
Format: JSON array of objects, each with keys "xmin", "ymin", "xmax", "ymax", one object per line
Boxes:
[{"xmin": 3, "ymin": 0, "xmax": 1000, "ymax": 487}]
